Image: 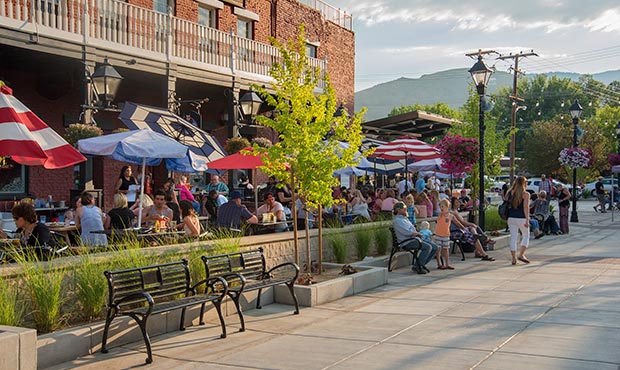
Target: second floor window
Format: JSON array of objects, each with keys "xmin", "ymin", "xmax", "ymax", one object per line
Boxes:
[
  {"xmin": 153, "ymin": 0, "xmax": 168, "ymax": 14},
  {"xmin": 198, "ymin": 6, "xmax": 216, "ymax": 28},
  {"xmin": 305, "ymin": 44, "xmax": 317, "ymax": 58},
  {"xmin": 237, "ymin": 18, "xmax": 253, "ymax": 39}
]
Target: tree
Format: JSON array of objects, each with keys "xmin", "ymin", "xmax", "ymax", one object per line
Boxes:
[
  {"xmin": 388, "ymin": 102, "xmax": 461, "ymax": 120},
  {"xmin": 522, "ymin": 117, "xmax": 572, "ymax": 179},
  {"xmin": 253, "ymin": 26, "xmax": 366, "ymax": 269}
]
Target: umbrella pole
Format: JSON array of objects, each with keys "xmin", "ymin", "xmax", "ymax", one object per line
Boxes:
[
  {"xmin": 253, "ymin": 168, "xmax": 259, "ymax": 213},
  {"xmin": 137, "ymin": 157, "xmax": 146, "ymax": 228}
]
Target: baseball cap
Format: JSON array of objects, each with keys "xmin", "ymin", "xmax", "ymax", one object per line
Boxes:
[
  {"xmin": 230, "ymin": 190, "xmax": 242, "ymax": 200},
  {"xmin": 598, "ymin": 176, "xmax": 604, "ymax": 180},
  {"xmin": 393, "ymin": 201, "xmax": 406, "ymax": 214}
]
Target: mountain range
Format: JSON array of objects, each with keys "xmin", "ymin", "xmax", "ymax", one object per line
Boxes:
[{"xmin": 355, "ymin": 68, "xmax": 620, "ymax": 121}]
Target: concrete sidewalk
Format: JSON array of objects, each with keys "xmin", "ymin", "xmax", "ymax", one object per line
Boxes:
[{"xmin": 48, "ymin": 199, "xmax": 620, "ymax": 370}]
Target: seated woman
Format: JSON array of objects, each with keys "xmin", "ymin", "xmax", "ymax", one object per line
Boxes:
[
  {"xmin": 75, "ymin": 192, "xmax": 108, "ymax": 247},
  {"xmin": 349, "ymin": 190, "xmax": 371, "ymax": 220},
  {"xmin": 532, "ymin": 190, "xmax": 561, "ymax": 235},
  {"xmin": 177, "ymin": 200, "xmax": 201, "ymax": 237},
  {"xmin": 0, "ymin": 203, "xmax": 53, "ymax": 254},
  {"xmin": 105, "ymin": 193, "xmax": 135, "ymax": 230}
]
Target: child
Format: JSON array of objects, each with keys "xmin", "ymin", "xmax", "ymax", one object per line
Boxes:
[
  {"xmin": 419, "ymin": 221, "xmax": 442, "ymax": 269},
  {"xmin": 404, "ymin": 194, "xmax": 419, "ymax": 225},
  {"xmin": 435, "ymin": 198, "xmax": 466, "ymax": 270}
]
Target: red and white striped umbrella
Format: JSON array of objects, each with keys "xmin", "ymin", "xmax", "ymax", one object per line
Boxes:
[
  {"xmin": 0, "ymin": 82, "xmax": 86, "ymax": 169},
  {"xmin": 372, "ymin": 136, "xmax": 439, "ymax": 161}
]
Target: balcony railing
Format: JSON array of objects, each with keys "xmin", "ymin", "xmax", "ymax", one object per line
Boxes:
[
  {"xmin": 296, "ymin": 0, "xmax": 351, "ymax": 30},
  {"xmin": 0, "ymin": 0, "xmax": 327, "ymax": 87}
]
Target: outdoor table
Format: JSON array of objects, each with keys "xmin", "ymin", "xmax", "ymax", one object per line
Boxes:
[
  {"xmin": 35, "ymin": 207, "xmax": 69, "ymax": 220},
  {"xmin": 47, "ymin": 223, "xmax": 77, "ymax": 246},
  {"xmin": 91, "ymin": 228, "xmax": 186, "ymax": 245},
  {"xmin": 249, "ymin": 220, "xmax": 291, "ymax": 235}
]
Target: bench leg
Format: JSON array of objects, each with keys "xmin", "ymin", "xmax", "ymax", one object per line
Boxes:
[
  {"xmin": 179, "ymin": 307, "xmax": 187, "ymax": 331},
  {"xmin": 129, "ymin": 313, "xmax": 153, "ymax": 364},
  {"xmin": 256, "ymin": 288, "xmax": 263, "ymax": 309},
  {"xmin": 100, "ymin": 309, "xmax": 115, "ymax": 354},
  {"xmin": 213, "ymin": 299, "xmax": 227, "ymax": 339},
  {"xmin": 388, "ymin": 248, "xmax": 397, "ymax": 272},
  {"xmin": 228, "ymin": 292, "xmax": 246, "ymax": 332},
  {"xmin": 286, "ymin": 281, "xmax": 300, "ymax": 315}
]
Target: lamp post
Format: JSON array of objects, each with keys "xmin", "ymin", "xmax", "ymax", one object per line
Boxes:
[
  {"xmin": 239, "ymin": 90, "xmax": 264, "ymax": 120},
  {"xmin": 569, "ymin": 100, "xmax": 583, "ymax": 223},
  {"xmin": 616, "ymin": 122, "xmax": 620, "ymax": 154},
  {"xmin": 469, "ymin": 55, "xmax": 493, "ymax": 231}
]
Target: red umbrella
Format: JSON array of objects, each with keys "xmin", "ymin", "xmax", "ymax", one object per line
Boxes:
[
  {"xmin": 207, "ymin": 147, "xmax": 265, "ymax": 170},
  {"xmin": 0, "ymin": 82, "xmax": 86, "ymax": 169},
  {"xmin": 372, "ymin": 136, "xmax": 439, "ymax": 161}
]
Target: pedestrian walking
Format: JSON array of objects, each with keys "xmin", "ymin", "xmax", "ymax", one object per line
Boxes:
[{"xmin": 506, "ymin": 176, "xmax": 531, "ymax": 265}]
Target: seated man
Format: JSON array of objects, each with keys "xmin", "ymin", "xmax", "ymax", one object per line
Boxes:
[
  {"xmin": 392, "ymin": 201, "xmax": 437, "ymax": 274},
  {"xmin": 458, "ymin": 189, "xmax": 473, "ymax": 211},
  {"xmin": 215, "ymin": 191, "xmax": 257, "ymax": 230},
  {"xmin": 256, "ymin": 193, "xmax": 288, "ymax": 233},
  {"xmin": 144, "ymin": 190, "xmax": 174, "ymax": 227}
]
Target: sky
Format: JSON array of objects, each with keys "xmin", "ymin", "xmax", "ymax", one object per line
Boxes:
[{"xmin": 325, "ymin": 0, "xmax": 620, "ymax": 91}]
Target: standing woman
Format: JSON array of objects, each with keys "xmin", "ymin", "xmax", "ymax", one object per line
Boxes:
[
  {"xmin": 556, "ymin": 184, "xmax": 571, "ymax": 234},
  {"xmin": 75, "ymin": 192, "xmax": 108, "ymax": 247},
  {"xmin": 115, "ymin": 166, "xmax": 138, "ymax": 194},
  {"xmin": 506, "ymin": 176, "xmax": 530, "ymax": 265}
]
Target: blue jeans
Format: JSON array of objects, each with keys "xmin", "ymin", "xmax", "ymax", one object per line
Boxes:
[{"xmin": 402, "ymin": 239, "xmax": 437, "ymax": 268}]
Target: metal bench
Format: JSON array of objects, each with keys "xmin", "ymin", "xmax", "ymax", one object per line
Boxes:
[
  {"xmin": 201, "ymin": 247, "xmax": 300, "ymax": 332},
  {"xmin": 101, "ymin": 259, "xmax": 228, "ymax": 364},
  {"xmin": 388, "ymin": 227, "xmax": 421, "ymax": 272}
]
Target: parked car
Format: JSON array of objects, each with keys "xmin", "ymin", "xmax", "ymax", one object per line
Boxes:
[
  {"xmin": 583, "ymin": 177, "xmax": 616, "ymax": 197},
  {"xmin": 526, "ymin": 177, "xmax": 582, "ymax": 199},
  {"xmin": 490, "ymin": 175, "xmax": 510, "ymax": 193}
]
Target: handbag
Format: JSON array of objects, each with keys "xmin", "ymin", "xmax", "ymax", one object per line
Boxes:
[{"xmin": 498, "ymin": 192, "xmax": 511, "ymax": 221}]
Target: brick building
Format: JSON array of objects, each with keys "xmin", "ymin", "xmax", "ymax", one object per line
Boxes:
[{"xmin": 0, "ymin": 0, "xmax": 354, "ymax": 210}]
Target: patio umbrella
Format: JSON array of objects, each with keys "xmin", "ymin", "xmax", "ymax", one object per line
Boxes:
[
  {"xmin": 78, "ymin": 129, "xmax": 188, "ymax": 226},
  {"xmin": 407, "ymin": 158, "xmax": 444, "ymax": 172},
  {"xmin": 0, "ymin": 82, "xmax": 86, "ymax": 169},
  {"xmin": 119, "ymin": 102, "xmax": 226, "ymax": 172},
  {"xmin": 373, "ymin": 136, "xmax": 439, "ymax": 191}
]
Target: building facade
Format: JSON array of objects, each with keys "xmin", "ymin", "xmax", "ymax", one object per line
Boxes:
[{"xmin": 0, "ymin": 0, "xmax": 354, "ymax": 209}]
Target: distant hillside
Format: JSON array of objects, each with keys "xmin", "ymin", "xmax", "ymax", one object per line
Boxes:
[{"xmin": 355, "ymin": 68, "xmax": 620, "ymax": 121}]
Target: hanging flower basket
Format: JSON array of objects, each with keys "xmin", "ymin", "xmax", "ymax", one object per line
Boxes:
[
  {"xmin": 558, "ymin": 147, "xmax": 592, "ymax": 169},
  {"xmin": 436, "ymin": 134, "xmax": 479, "ymax": 173},
  {"xmin": 65, "ymin": 123, "xmax": 103, "ymax": 146}
]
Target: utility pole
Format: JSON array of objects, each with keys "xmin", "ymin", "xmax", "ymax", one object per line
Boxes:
[{"xmin": 497, "ymin": 50, "xmax": 538, "ymax": 183}]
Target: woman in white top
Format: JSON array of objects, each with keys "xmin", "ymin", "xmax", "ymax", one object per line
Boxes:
[{"xmin": 349, "ymin": 190, "xmax": 371, "ymax": 220}]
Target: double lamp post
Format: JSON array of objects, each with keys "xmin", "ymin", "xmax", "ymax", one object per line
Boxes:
[{"xmin": 569, "ymin": 100, "xmax": 583, "ymax": 223}]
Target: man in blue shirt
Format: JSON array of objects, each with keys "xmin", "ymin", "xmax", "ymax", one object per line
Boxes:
[
  {"xmin": 215, "ymin": 191, "xmax": 257, "ymax": 230},
  {"xmin": 392, "ymin": 201, "xmax": 437, "ymax": 274}
]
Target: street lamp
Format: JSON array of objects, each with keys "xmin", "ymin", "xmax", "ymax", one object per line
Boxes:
[
  {"xmin": 90, "ymin": 57, "xmax": 123, "ymax": 109},
  {"xmin": 469, "ymin": 55, "xmax": 493, "ymax": 231},
  {"xmin": 569, "ymin": 100, "xmax": 583, "ymax": 223},
  {"xmin": 239, "ymin": 90, "xmax": 264, "ymax": 120}
]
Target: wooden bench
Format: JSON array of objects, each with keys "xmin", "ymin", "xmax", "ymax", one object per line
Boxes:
[
  {"xmin": 201, "ymin": 247, "xmax": 300, "ymax": 332},
  {"xmin": 388, "ymin": 227, "xmax": 421, "ymax": 272},
  {"xmin": 101, "ymin": 259, "xmax": 228, "ymax": 364}
]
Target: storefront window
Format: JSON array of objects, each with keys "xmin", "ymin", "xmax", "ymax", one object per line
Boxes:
[{"xmin": 0, "ymin": 157, "xmax": 27, "ymax": 198}]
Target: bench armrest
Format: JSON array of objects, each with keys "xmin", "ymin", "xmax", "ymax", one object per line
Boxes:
[
  {"xmin": 265, "ymin": 262, "xmax": 300, "ymax": 281},
  {"xmin": 397, "ymin": 236, "xmax": 422, "ymax": 249},
  {"xmin": 113, "ymin": 292, "xmax": 155, "ymax": 315},
  {"xmin": 192, "ymin": 276, "xmax": 229, "ymax": 299}
]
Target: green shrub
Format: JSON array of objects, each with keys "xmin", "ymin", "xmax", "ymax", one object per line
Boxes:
[
  {"xmin": 373, "ymin": 228, "xmax": 391, "ymax": 255},
  {"xmin": 328, "ymin": 232, "xmax": 347, "ymax": 263},
  {"xmin": 485, "ymin": 206, "xmax": 507, "ymax": 231},
  {"xmin": 354, "ymin": 228, "xmax": 372, "ymax": 259},
  {"xmin": 73, "ymin": 253, "xmax": 108, "ymax": 321},
  {"xmin": 16, "ymin": 252, "xmax": 66, "ymax": 333},
  {"xmin": 0, "ymin": 276, "xmax": 24, "ymax": 326}
]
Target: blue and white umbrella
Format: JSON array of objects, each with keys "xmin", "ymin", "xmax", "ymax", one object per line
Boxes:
[
  {"xmin": 119, "ymin": 102, "xmax": 226, "ymax": 173},
  {"xmin": 78, "ymin": 129, "xmax": 188, "ymax": 226}
]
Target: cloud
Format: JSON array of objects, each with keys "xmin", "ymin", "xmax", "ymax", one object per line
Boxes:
[
  {"xmin": 339, "ymin": 1, "xmax": 620, "ymax": 34},
  {"xmin": 379, "ymin": 46, "xmax": 434, "ymax": 53}
]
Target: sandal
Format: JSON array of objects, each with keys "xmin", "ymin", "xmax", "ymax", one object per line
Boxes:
[
  {"xmin": 481, "ymin": 255, "xmax": 495, "ymax": 261},
  {"xmin": 511, "ymin": 260, "xmax": 517, "ymax": 265},
  {"xmin": 437, "ymin": 265, "xmax": 445, "ymax": 270},
  {"xmin": 444, "ymin": 265, "xmax": 455, "ymax": 270},
  {"xmin": 517, "ymin": 256, "xmax": 531, "ymax": 264}
]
